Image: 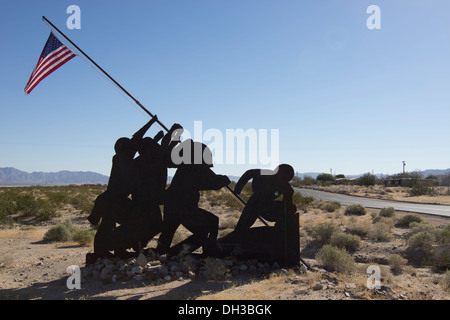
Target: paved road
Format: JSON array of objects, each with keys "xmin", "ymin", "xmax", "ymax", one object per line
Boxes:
[{"xmin": 294, "ymin": 188, "xmax": 450, "ymax": 218}]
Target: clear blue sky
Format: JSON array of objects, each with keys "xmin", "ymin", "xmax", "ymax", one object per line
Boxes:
[{"xmin": 1, "ymin": 0, "xmax": 449, "ymax": 177}]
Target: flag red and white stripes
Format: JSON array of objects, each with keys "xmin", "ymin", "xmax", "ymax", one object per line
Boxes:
[{"xmin": 24, "ymin": 32, "xmax": 76, "ymax": 94}]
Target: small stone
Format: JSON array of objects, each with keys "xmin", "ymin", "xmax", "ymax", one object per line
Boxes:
[
  {"xmin": 132, "ymin": 266, "xmax": 144, "ymax": 274},
  {"xmin": 272, "ymin": 262, "xmax": 280, "ymax": 270},
  {"xmin": 133, "ymin": 275, "xmax": 143, "ymax": 281},
  {"xmin": 100, "ymin": 268, "xmax": 112, "ymax": 280},
  {"xmin": 136, "ymin": 253, "xmax": 147, "ymax": 267},
  {"xmin": 313, "ymin": 284, "xmax": 323, "ymax": 291},
  {"xmin": 223, "ymin": 259, "xmax": 234, "ymax": 267},
  {"xmin": 164, "ymin": 275, "xmax": 172, "ymax": 282},
  {"xmin": 240, "ymin": 264, "xmax": 248, "ymax": 271},
  {"xmin": 299, "ymin": 264, "xmax": 307, "ymax": 274}
]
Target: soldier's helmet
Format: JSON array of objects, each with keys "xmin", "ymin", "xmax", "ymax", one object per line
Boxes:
[{"xmin": 114, "ymin": 137, "xmax": 132, "ymax": 154}]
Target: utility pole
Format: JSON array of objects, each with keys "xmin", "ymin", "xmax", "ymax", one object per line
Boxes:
[{"xmin": 402, "ymin": 161, "xmax": 406, "ymax": 175}]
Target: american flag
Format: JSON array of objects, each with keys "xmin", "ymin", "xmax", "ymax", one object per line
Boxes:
[{"xmin": 24, "ymin": 32, "xmax": 76, "ymax": 94}]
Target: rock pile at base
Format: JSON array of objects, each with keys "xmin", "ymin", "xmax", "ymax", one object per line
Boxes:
[{"xmin": 82, "ymin": 251, "xmax": 296, "ymax": 284}]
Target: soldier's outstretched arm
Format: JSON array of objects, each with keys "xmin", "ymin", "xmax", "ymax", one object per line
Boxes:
[
  {"xmin": 132, "ymin": 115, "xmax": 158, "ymax": 141},
  {"xmin": 234, "ymin": 169, "xmax": 259, "ymax": 195}
]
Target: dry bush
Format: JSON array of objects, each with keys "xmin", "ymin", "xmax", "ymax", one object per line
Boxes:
[
  {"xmin": 379, "ymin": 207, "xmax": 395, "ymax": 218},
  {"xmin": 311, "ymin": 222, "xmax": 341, "ymax": 244},
  {"xmin": 389, "ymin": 254, "xmax": 408, "ymax": 274},
  {"xmin": 369, "ymin": 220, "xmax": 394, "ymax": 242},
  {"xmin": 315, "ymin": 245, "xmax": 356, "ymax": 273},
  {"xmin": 329, "ymin": 231, "xmax": 361, "ymax": 253},
  {"xmin": 395, "ymin": 214, "xmax": 424, "ymax": 228},
  {"xmin": 440, "ymin": 270, "xmax": 450, "ymax": 292},
  {"xmin": 200, "ymin": 257, "xmax": 228, "ymax": 280},
  {"xmin": 344, "ymin": 204, "xmax": 367, "ymax": 216}
]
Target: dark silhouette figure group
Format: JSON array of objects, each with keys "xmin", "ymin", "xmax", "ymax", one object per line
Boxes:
[{"xmin": 86, "ymin": 118, "xmax": 299, "ymax": 267}]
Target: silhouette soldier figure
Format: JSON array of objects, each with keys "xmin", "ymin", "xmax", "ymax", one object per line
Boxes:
[
  {"xmin": 86, "ymin": 117, "xmax": 157, "ymax": 262},
  {"xmin": 232, "ymin": 164, "xmax": 297, "ymax": 239},
  {"xmin": 156, "ymin": 139, "xmax": 230, "ymax": 256},
  {"xmin": 129, "ymin": 123, "xmax": 183, "ymax": 251},
  {"xmin": 220, "ymin": 164, "xmax": 300, "ymax": 266}
]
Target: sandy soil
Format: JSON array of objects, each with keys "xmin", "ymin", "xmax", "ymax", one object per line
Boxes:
[{"xmin": 1, "ymin": 204, "xmax": 449, "ymax": 301}]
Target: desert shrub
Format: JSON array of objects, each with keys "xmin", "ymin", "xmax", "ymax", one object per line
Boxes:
[
  {"xmin": 318, "ymin": 201, "xmax": 341, "ymax": 213},
  {"xmin": 440, "ymin": 270, "xmax": 450, "ymax": 292},
  {"xmin": 200, "ymin": 257, "xmax": 227, "ymax": 280},
  {"xmin": 316, "ymin": 173, "xmax": 336, "ymax": 184},
  {"xmin": 46, "ymin": 191, "xmax": 69, "ymax": 206},
  {"xmin": 315, "ymin": 245, "xmax": 356, "ymax": 273},
  {"xmin": 408, "ymin": 183, "xmax": 433, "ymax": 196},
  {"xmin": 344, "ymin": 204, "xmax": 367, "ymax": 216},
  {"xmin": 69, "ymin": 193, "xmax": 94, "ymax": 213},
  {"xmin": 389, "ymin": 254, "xmax": 408, "ymax": 274},
  {"xmin": 43, "ymin": 219, "xmax": 92, "ymax": 245},
  {"xmin": 71, "ymin": 228, "xmax": 95, "ymax": 246},
  {"xmin": 395, "ymin": 214, "xmax": 424, "ymax": 228},
  {"xmin": 408, "ymin": 231, "xmax": 435, "ymax": 254},
  {"xmin": 329, "ymin": 232, "xmax": 361, "ymax": 252},
  {"xmin": 43, "ymin": 221, "xmax": 74, "ymax": 242},
  {"xmin": 0, "ymin": 200, "xmax": 15, "ymax": 226},
  {"xmin": 433, "ymin": 243, "xmax": 450, "ymax": 270},
  {"xmin": 357, "ymin": 172, "xmax": 377, "ymax": 186},
  {"xmin": 220, "ymin": 216, "xmax": 238, "ymax": 230},
  {"xmin": 312, "ymin": 222, "xmax": 341, "ymax": 244},
  {"xmin": 369, "ymin": 220, "xmax": 394, "ymax": 242},
  {"xmin": 439, "ymin": 224, "xmax": 450, "ymax": 244},
  {"xmin": 346, "ymin": 220, "xmax": 370, "ymax": 237},
  {"xmin": 379, "ymin": 207, "xmax": 395, "ymax": 218},
  {"xmin": 15, "ymin": 193, "xmax": 40, "ymax": 216},
  {"xmin": 293, "ymin": 193, "xmax": 314, "ymax": 212}
]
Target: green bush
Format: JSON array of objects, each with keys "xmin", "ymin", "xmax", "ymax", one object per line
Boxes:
[
  {"xmin": 369, "ymin": 221, "xmax": 394, "ymax": 242},
  {"xmin": 71, "ymin": 228, "xmax": 95, "ymax": 246},
  {"xmin": 408, "ymin": 183, "xmax": 433, "ymax": 197},
  {"xmin": 293, "ymin": 193, "xmax": 314, "ymax": 212},
  {"xmin": 315, "ymin": 245, "xmax": 356, "ymax": 273},
  {"xmin": 440, "ymin": 270, "xmax": 450, "ymax": 292},
  {"xmin": 407, "ymin": 231, "xmax": 435, "ymax": 253},
  {"xmin": 200, "ymin": 257, "xmax": 227, "ymax": 280},
  {"xmin": 389, "ymin": 254, "xmax": 408, "ymax": 274},
  {"xmin": 439, "ymin": 224, "xmax": 450, "ymax": 244},
  {"xmin": 43, "ymin": 223, "xmax": 73, "ymax": 242},
  {"xmin": 329, "ymin": 232, "xmax": 361, "ymax": 252},
  {"xmin": 395, "ymin": 214, "xmax": 424, "ymax": 228},
  {"xmin": 318, "ymin": 201, "xmax": 341, "ymax": 213},
  {"xmin": 312, "ymin": 222, "xmax": 341, "ymax": 244},
  {"xmin": 379, "ymin": 207, "xmax": 395, "ymax": 218},
  {"xmin": 433, "ymin": 243, "xmax": 450, "ymax": 270},
  {"xmin": 357, "ymin": 172, "xmax": 377, "ymax": 186},
  {"xmin": 43, "ymin": 219, "xmax": 93, "ymax": 245},
  {"xmin": 346, "ymin": 220, "xmax": 370, "ymax": 237},
  {"xmin": 344, "ymin": 204, "xmax": 367, "ymax": 216}
]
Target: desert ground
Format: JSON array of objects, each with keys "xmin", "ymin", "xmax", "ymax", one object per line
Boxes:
[{"xmin": 0, "ymin": 185, "xmax": 449, "ymax": 301}]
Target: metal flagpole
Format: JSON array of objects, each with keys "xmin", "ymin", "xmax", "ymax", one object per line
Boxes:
[
  {"xmin": 42, "ymin": 16, "xmax": 169, "ymax": 132},
  {"xmin": 41, "ymin": 16, "xmax": 270, "ymax": 227}
]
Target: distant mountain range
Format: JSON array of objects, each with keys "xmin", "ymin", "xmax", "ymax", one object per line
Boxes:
[
  {"xmin": 294, "ymin": 169, "xmax": 450, "ymax": 179},
  {"xmin": 1, "ymin": 167, "xmax": 449, "ymax": 186},
  {"xmin": 0, "ymin": 167, "xmax": 109, "ymax": 186}
]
